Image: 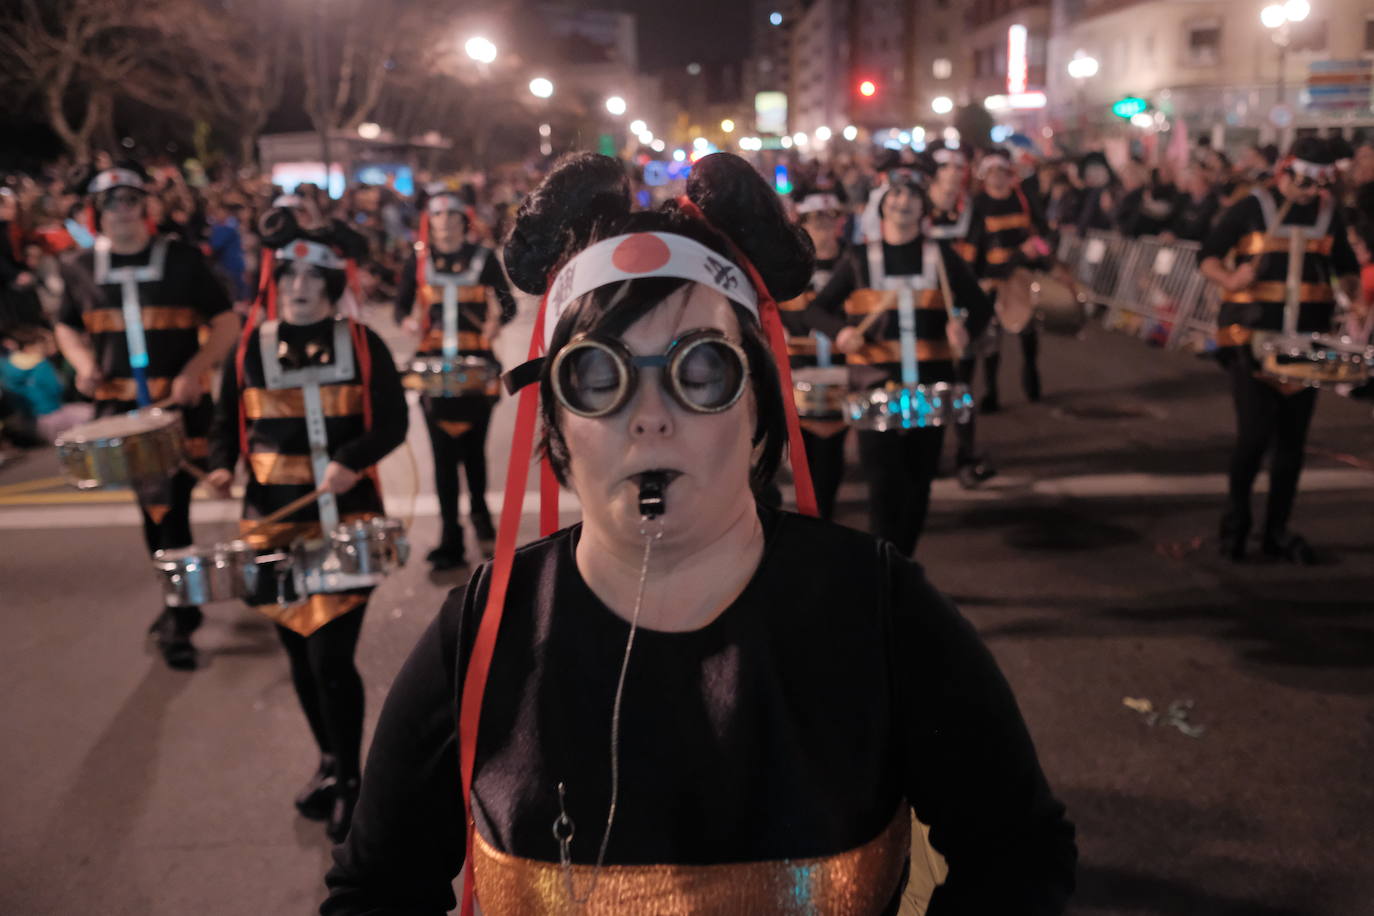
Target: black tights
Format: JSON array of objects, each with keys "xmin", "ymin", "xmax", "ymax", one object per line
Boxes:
[
  {"xmin": 857, "ymin": 427, "xmax": 945, "ymax": 556},
  {"xmin": 800, "ymin": 427, "xmax": 848, "ymax": 521},
  {"xmin": 425, "ymin": 409, "xmax": 492, "ymax": 539},
  {"xmin": 135, "ymin": 470, "xmax": 201, "ymax": 632},
  {"xmin": 1221, "ymin": 356, "xmax": 1318, "ymax": 539},
  {"xmin": 276, "ymin": 605, "xmax": 367, "ymax": 782}
]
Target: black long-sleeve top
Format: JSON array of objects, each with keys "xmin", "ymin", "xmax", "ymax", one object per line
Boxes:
[
  {"xmin": 322, "ymin": 508, "xmax": 1076, "ymax": 915},
  {"xmin": 393, "ymin": 242, "xmax": 517, "ymax": 330}
]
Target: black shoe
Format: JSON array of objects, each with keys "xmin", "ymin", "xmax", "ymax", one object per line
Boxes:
[
  {"xmin": 957, "ymin": 461, "xmax": 998, "ymax": 490},
  {"xmin": 470, "ymin": 513, "xmax": 496, "ymax": 544},
  {"xmin": 1218, "ymin": 530, "xmax": 1248, "ymax": 562},
  {"xmin": 326, "ymin": 778, "xmax": 360, "ymax": 843},
  {"xmin": 979, "ymin": 394, "xmax": 1001, "ymax": 414},
  {"xmin": 1262, "ymin": 532, "xmax": 1317, "ymax": 565},
  {"xmin": 148, "ymin": 608, "xmax": 200, "ymax": 671},
  {"xmin": 1023, "ymin": 371, "xmax": 1042, "ymax": 402},
  {"xmin": 426, "ymin": 542, "xmax": 467, "ymax": 571},
  {"xmin": 295, "ymin": 755, "xmax": 338, "ymax": 822}
]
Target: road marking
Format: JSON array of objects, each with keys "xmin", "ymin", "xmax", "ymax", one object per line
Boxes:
[
  {"xmin": 0, "ymin": 476, "xmax": 70, "ymax": 497},
  {"xmin": 1, "ymin": 468, "xmax": 1369, "ymax": 530}
]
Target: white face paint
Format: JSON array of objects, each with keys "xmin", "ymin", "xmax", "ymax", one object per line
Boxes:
[{"xmin": 279, "ymin": 259, "xmax": 334, "ymax": 325}]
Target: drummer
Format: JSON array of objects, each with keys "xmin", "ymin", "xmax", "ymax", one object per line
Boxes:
[
  {"xmin": 925, "ymin": 146, "xmax": 999, "ymax": 490},
  {"xmin": 53, "ymin": 162, "xmax": 241, "ymax": 670},
  {"xmin": 1199, "ymin": 137, "xmax": 1360, "ymax": 563},
  {"xmin": 394, "ymin": 187, "xmax": 517, "ymax": 570},
  {"xmin": 322, "ymin": 151, "xmax": 1076, "ymax": 914},
  {"xmin": 805, "ymin": 166, "xmax": 993, "ymax": 555},
  {"xmin": 205, "ymin": 218, "xmax": 407, "ymax": 840},
  {"xmin": 776, "ymin": 186, "xmax": 849, "ymax": 520},
  {"xmin": 967, "ymin": 147, "xmax": 1053, "ymax": 408}
]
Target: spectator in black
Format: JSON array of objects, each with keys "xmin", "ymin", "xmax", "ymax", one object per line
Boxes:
[
  {"xmin": 1168, "ymin": 166, "xmax": 1222, "ymax": 242},
  {"xmin": 1118, "ymin": 167, "xmax": 1180, "ymax": 238},
  {"xmin": 1074, "ymin": 152, "xmax": 1119, "ymax": 233}
]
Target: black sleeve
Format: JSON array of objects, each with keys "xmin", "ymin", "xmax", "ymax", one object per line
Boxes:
[
  {"xmin": 1199, "ymin": 197, "xmax": 1255, "ymax": 262},
  {"xmin": 966, "ymin": 199, "xmax": 989, "ymax": 277},
  {"xmin": 885, "ymin": 546, "xmax": 1077, "ymax": 915},
  {"xmin": 181, "ymin": 242, "xmax": 233, "ymax": 321},
  {"xmin": 480, "ymin": 254, "xmax": 518, "ymax": 324},
  {"xmin": 1116, "ymin": 188, "xmax": 1145, "ymax": 238},
  {"xmin": 940, "ymin": 245, "xmax": 994, "ymax": 340},
  {"xmin": 209, "ymin": 349, "xmax": 242, "ymax": 473},
  {"xmin": 333, "ymin": 328, "xmax": 408, "ymax": 472},
  {"xmin": 322, "ymin": 581, "xmax": 474, "ymax": 915},
  {"xmin": 1327, "ymin": 208, "xmax": 1360, "ymax": 277},
  {"xmin": 394, "ymin": 251, "xmax": 418, "ymax": 327},
  {"xmin": 56, "ymin": 260, "xmax": 97, "ymax": 331},
  {"xmin": 803, "ymin": 252, "xmax": 857, "ymax": 339}
]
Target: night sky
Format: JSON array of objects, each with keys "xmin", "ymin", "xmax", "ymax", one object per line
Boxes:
[{"xmin": 574, "ymin": 0, "xmax": 752, "ymax": 69}]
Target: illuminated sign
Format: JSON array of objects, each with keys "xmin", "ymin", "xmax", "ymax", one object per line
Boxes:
[
  {"xmin": 984, "ymin": 92, "xmax": 1048, "ymax": 111},
  {"xmin": 1111, "ymin": 96, "xmax": 1148, "ymax": 118},
  {"xmin": 755, "ymin": 92, "xmax": 788, "ymax": 135},
  {"xmin": 1007, "ymin": 24, "xmax": 1028, "ymax": 95}
]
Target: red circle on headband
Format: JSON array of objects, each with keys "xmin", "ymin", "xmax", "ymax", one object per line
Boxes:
[
  {"xmin": 293, "ymin": 242, "xmax": 310, "ymax": 259},
  {"xmin": 612, "ymin": 234, "xmax": 671, "ymax": 274}
]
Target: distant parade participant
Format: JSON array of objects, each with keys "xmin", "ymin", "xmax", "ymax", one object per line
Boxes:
[
  {"xmin": 1199, "ymin": 137, "xmax": 1360, "ymax": 564},
  {"xmin": 926, "ymin": 146, "xmax": 998, "ymax": 489},
  {"xmin": 967, "ymin": 148, "xmax": 1053, "ymax": 409},
  {"xmin": 807, "ymin": 167, "xmax": 993, "ymax": 555},
  {"xmin": 395, "ymin": 188, "xmax": 516, "ymax": 569},
  {"xmin": 206, "ymin": 215, "xmax": 407, "ymax": 840},
  {"xmin": 53, "ymin": 162, "xmax": 240, "ymax": 670},
  {"xmin": 776, "ymin": 187, "xmax": 849, "ymax": 519}
]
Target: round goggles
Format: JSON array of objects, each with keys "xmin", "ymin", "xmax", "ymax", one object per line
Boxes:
[{"xmin": 550, "ymin": 328, "xmax": 749, "ymax": 419}]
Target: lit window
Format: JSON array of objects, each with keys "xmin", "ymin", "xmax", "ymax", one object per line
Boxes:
[{"xmin": 933, "ymin": 58, "xmax": 952, "ymax": 79}]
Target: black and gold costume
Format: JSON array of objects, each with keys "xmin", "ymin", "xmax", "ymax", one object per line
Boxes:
[
  {"xmin": 323, "ymin": 509, "xmax": 1077, "ymax": 914},
  {"xmin": 57, "ymin": 236, "xmax": 232, "ymax": 639},
  {"xmin": 395, "ymin": 242, "xmax": 516, "ymax": 561},
  {"xmin": 776, "ymin": 254, "xmax": 846, "ymax": 520},
  {"xmin": 806, "ymin": 241, "xmax": 991, "ymax": 554},
  {"xmin": 967, "ymin": 189, "xmax": 1049, "ymax": 403},
  {"xmin": 1200, "ymin": 187, "xmax": 1357, "ymax": 555}
]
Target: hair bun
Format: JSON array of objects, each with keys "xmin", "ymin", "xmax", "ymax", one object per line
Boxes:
[
  {"xmin": 504, "ymin": 153, "xmax": 632, "ymax": 294},
  {"xmin": 685, "ymin": 153, "xmax": 814, "ymax": 301}
]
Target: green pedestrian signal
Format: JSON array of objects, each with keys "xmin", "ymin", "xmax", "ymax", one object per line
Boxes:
[{"xmin": 1111, "ymin": 97, "xmax": 1148, "ymax": 119}]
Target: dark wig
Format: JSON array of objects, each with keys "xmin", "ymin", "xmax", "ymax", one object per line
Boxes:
[
  {"xmin": 503, "ymin": 151, "xmax": 814, "ymax": 493},
  {"xmin": 259, "ymin": 208, "xmax": 369, "ymax": 305}
]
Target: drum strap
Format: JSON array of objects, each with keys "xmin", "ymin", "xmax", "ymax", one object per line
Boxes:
[
  {"xmin": 1284, "ymin": 232, "xmax": 1304, "ymax": 338},
  {"xmin": 873, "ymin": 242, "xmax": 939, "ymax": 387},
  {"xmin": 427, "ymin": 248, "xmax": 488, "ymax": 356},
  {"xmin": 95, "ymin": 236, "xmax": 169, "ymax": 407},
  {"xmin": 812, "ymin": 269, "xmax": 833, "ymax": 368}
]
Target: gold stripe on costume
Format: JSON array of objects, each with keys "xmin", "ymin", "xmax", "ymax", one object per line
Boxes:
[
  {"xmin": 843, "ymin": 289, "xmax": 943, "ymax": 315},
  {"xmin": 788, "ymin": 335, "xmax": 818, "ymax": 355},
  {"xmin": 243, "ymin": 385, "xmax": 364, "ymax": 420},
  {"xmin": 94, "ymin": 377, "xmax": 173, "ymax": 402},
  {"xmin": 1221, "ymin": 281, "xmax": 1333, "ymax": 304},
  {"xmin": 426, "ymin": 284, "xmax": 490, "ymax": 305},
  {"xmin": 984, "ymin": 212, "xmax": 1030, "ymax": 233},
  {"xmin": 847, "ymin": 338, "xmax": 953, "ymax": 365},
  {"xmin": 248, "ymin": 452, "xmax": 316, "ymax": 486},
  {"xmin": 953, "ymin": 241, "xmax": 976, "ymax": 262},
  {"xmin": 777, "ymin": 291, "xmax": 815, "ymax": 312},
  {"xmin": 472, "ymin": 807, "xmax": 910, "ymax": 916},
  {"xmin": 420, "ymin": 330, "xmax": 490, "ymax": 353},
  {"xmin": 82, "ymin": 306, "xmax": 201, "ymax": 334},
  {"xmin": 237, "ymin": 511, "xmax": 376, "ymax": 550},
  {"xmin": 1215, "ymin": 324, "xmax": 1253, "ymax": 347},
  {"xmin": 1235, "ymin": 232, "xmax": 1335, "ymax": 256},
  {"xmin": 986, "ymin": 247, "xmax": 1015, "ymax": 265},
  {"xmin": 256, "ymin": 593, "xmax": 368, "ymax": 637},
  {"xmin": 183, "ymin": 437, "xmax": 209, "ymax": 459}
]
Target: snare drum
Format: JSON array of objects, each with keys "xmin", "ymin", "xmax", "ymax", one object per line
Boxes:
[
  {"xmin": 153, "ymin": 539, "xmax": 262, "ymax": 607},
  {"xmin": 1258, "ymin": 333, "xmax": 1374, "ymax": 388},
  {"xmin": 286, "ymin": 517, "xmax": 410, "ymax": 598},
  {"xmin": 791, "ymin": 367, "xmax": 849, "ymax": 419},
  {"xmin": 55, "ymin": 408, "xmax": 184, "ymax": 490},
  {"xmin": 401, "ymin": 355, "xmax": 500, "ymax": 397},
  {"xmin": 1029, "ymin": 272, "xmax": 1089, "ymax": 336},
  {"xmin": 844, "ymin": 381, "xmax": 975, "ymax": 431}
]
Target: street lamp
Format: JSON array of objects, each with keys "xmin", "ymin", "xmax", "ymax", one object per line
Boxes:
[
  {"xmin": 605, "ymin": 96, "xmax": 627, "ymax": 116},
  {"xmin": 465, "ymin": 36, "xmax": 497, "ymax": 64},
  {"xmin": 815, "ymin": 125, "xmax": 832, "ymax": 141},
  {"xmin": 1262, "ymin": 0, "xmax": 1309, "ymax": 105},
  {"xmin": 932, "ymin": 96, "xmax": 954, "ymax": 115},
  {"xmin": 630, "ymin": 119, "xmax": 647, "ymax": 135},
  {"xmin": 843, "ymin": 125, "xmax": 858, "ymax": 141},
  {"xmin": 721, "ymin": 118, "xmax": 736, "ymax": 133},
  {"xmin": 1067, "ymin": 50, "xmax": 1099, "ymax": 137},
  {"xmin": 529, "ymin": 77, "xmax": 554, "ymax": 99}
]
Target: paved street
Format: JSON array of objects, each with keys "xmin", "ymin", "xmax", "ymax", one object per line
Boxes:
[{"xmin": 2, "ymin": 308, "xmax": 1372, "ymax": 915}]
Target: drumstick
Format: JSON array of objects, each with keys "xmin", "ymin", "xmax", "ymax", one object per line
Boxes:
[
  {"xmin": 240, "ymin": 486, "xmax": 328, "ymax": 537},
  {"xmin": 854, "ymin": 294, "xmax": 892, "ymax": 337}
]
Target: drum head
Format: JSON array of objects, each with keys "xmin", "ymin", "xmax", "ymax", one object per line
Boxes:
[{"xmin": 56, "ymin": 409, "xmax": 177, "ymax": 444}]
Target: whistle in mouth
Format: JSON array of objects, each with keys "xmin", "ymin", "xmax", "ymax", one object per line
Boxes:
[{"xmin": 637, "ymin": 472, "xmax": 668, "ymax": 518}]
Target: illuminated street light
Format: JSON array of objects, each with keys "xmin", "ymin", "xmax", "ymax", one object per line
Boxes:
[
  {"xmin": 357, "ymin": 122, "xmax": 381, "ymax": 139},
  {"xmin": 1284, "ymin": 0, "xmax": 1310, "ymax": 21},
  {"xmin": 538, "ymin": 123, "xmax": 552, "ymax": 137},
  {"xmin": 911, "ymin": 126, "xmax": 925, "ymax": 143},
  {"xmin": 769, "ymin": 11, "xmax": 783, "ymax": 26},
  {"xmin": 1130, "ymin": 111, "xmax": 1154, "ymax": 128},
  {"xmin": 843, "ymin": 125, "xmax": 858, "ymax": 141},
  {"xmin": 792, "ymin": 131, "xmax": 808, "ymax": 146},
  {"xmin": 1261, "ymin": 4, "xmax": 1286, "ymax": 27},
  {"xmin": 651, "ymin": 139, "xmax": 666, "ymax": 152},
  {"xmin": 672, "ymin": 149, "xmax": 686, "ymax": 162},
  {"xmin": 605, "ymin": 96, "xmax": 627, "ymax": 116},
  {"xmin": 693, "ymin": 137, "xmax": 709, "ymax": 151},
  {"xmin": 630, "ymin": 119, "xmax": 646, "ymax": 135},
  {"xmin": 465, "ymin": 36, "xmax": 497, "ymax": 64},
  {"xmin": 932, "ymin": 96, "xmax": 954, "ymax": 115},
  {"xmin": 1067, "ymin": 52, "xmax": 1099, "ymax": 80},
  {"xmin": 1263, "ymin": 0, "xmax": 1311, "ymax": 106},
  {"xmin": 638, "ymin": 131, "xmax": 654, "ymax": 145},
  {"xmin": 814, "ymin": 126, "xmax": 832, "ymax": 142},
  {"xmin": 859, "ymin": 80, "xmax": 877, "ymax": 98},
  {"xmin": 529, "ymin": 77, "xmax": 554, "ymax": 99},
  {"xmin": 780, "ymin": 135, "xmax": 793, "ymax": 148},
  {"xmin": 721, "ymin": 119, "xmax": 736, "ymax": 133}
]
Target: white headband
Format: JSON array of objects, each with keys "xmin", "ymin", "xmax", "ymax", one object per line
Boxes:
[
  {"xmin": 797, "ymin": 193, "xmax": 842, "ymax": 215},
  {"xmin": 89, "ymin": 169, "xmax": 145, "ymax": 195},
  {"xmin": 976, "ymin": 154, "xmax": 1013, "ymax": 179},
  {"xmin": 933, "ymin": 148, "xmax": 967, "ymax": 166},
  {"xmin": 543, "ymin": 232, "xmax": 759, "ymax": 350},
  {"xmin": 277, "ymin": 239, "xmax": 345, "ymax": 270},
  {"xmin": 273, "ymin": 194, "xmax": 304, "ymax": 208},
  {"xmin": 1290, "ymin": 158, "xmax": 1337, "ymax": 183}
]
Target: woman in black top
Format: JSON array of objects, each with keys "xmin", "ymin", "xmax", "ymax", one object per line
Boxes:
[{"xmin": 322, "ymin": 153, "xmax": 1076, "ymax": 914}]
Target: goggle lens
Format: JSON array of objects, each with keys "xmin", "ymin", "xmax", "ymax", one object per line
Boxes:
[
  {"xmin": 552, "ymin": 331, "xmax": 748, "ymax": 418},
  {"xmin": 556, "ymin": 342, "xmax": 627, "ymax": 417},
  {"xmin": 672, "ymin": 338, "xmax": 746, "ymax": 412}
]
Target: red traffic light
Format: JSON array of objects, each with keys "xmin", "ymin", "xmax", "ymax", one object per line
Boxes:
[{"xmin": 858, "ymin": 80, "xmax": 877, "ymax": 97}]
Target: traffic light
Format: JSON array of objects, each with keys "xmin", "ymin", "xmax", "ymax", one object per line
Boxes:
[{"xmin": 858, "ymin": 80, "xmax": 877, "ymax": 98}]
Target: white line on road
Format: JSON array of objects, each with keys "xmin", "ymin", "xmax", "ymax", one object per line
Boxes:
[{"xmin": 1, "ymin": 468, "xmax": 1368, "ymax": 530}]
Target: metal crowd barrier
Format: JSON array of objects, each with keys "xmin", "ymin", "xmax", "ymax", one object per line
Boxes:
[{"xmin": 1057, "ymin": 230, "xmax": 1221, "ymax": 353}]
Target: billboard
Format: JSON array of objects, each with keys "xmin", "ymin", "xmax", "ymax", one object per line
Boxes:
[{"xmin": 755, "ymin": 92, "xmax": 788, "ymax": 136}]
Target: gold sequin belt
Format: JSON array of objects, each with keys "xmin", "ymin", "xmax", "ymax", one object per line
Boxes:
[{"xmin": 472, "ymin": 806, "xmax": 911, "ymax": 915}]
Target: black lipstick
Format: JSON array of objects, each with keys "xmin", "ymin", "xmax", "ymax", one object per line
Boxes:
[{"xmin": 637, "ymin": 471, "xmax": 669, "ymax": 518}]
